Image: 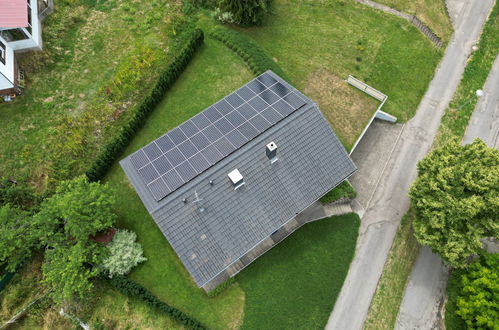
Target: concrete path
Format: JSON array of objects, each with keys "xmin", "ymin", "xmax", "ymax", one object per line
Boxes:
[
  {"xmin": 325, "ymin": 1, "xmax": 495, "ymax": 329},
  {"xmin": 463, "ymin": 54, "xmax": 499, "ymax": 147}
]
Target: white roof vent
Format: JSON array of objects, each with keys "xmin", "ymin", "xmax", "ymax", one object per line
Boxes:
[
  {"xmin": 228, "ymin": 169, "xmax": 245, "ymax": 189},
  {"xmin": 266, "ymin": 141, "xmax": 278, "ymax": 163}
]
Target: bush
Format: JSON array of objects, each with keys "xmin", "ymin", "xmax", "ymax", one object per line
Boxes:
[
  {"xmin": 85, "ymin": 28, "xmax": 204, "ymax": 182},
  {"xmin": 456, "ymin": 253, "xmax": 498, "ymax": 329},
  {"xmin": 0, "ymin": 178, "xmax": 40, "ymax": 210},
  {"xmin": 107, "ymin": 275, "xmax": 207, "ymax": 329},
  {"xmin": 215, "ymin": 0, "xmax": 271, "ymax": 26},
  {"xmin": 209, "ymin": 26, "xmax": 288, "ymax": 79},
  {"xmin": 206, "ymin": 277, "xmax": 235, "ymax": 297},
  {"xmin": 102, "ymin": 230, "xmax": 146, "ymax": 278},
  {"xmin": 320, "ymin": 181, "xmax": 356, "ymax": 204}
]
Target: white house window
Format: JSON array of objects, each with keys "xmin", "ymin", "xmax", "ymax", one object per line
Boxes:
[
  {"xmin": 26, "ymin": 2, "xmax": 33, "ymax": 35},
  {"xmin": 0, "ymin": 41, "xmax": 6, "ymax": 65}
]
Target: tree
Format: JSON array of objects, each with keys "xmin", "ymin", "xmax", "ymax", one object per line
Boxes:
[
  {"xmin": 409, "ymin": 138, "xmax": 499, "ymax": 268},
  {"xmin": 456, "ymin": 253, "xmax": 498, "ymax": 329},
  {"xmin": 33, "ymin": 175, "xmax": 116, "ymax": 303},
  {"xmin": 216, "ymin": 0, "xmax": 270, "ymax": 26},
  {"xmin": 102, "ymin": 230, "xmax": 146, "ymax": 278},
  {"xmin": 0, "ymin": 205, "xmax": 36, "ymax": 271}
]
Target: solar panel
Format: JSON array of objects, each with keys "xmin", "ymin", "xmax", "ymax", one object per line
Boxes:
[{"xmin": 129, "ymin": 72, "xmax": 307, "ymax": 201}]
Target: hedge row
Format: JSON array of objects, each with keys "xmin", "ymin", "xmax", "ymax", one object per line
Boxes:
[
  {"xmin": 85, "ymin": 28, "xmax": 204, "ymax": 182},
  {"xmin": 209, "ymin": 26, "xmax": 288, "ymax": 80},
  {"xmin": 107, "ymin": 275, "xmax": 207, "ymax": 330}
]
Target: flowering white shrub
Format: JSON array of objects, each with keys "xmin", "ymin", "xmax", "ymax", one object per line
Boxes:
[{"xmin": 102, "ymin": 230, "xmax": 146, "ymax": 277}]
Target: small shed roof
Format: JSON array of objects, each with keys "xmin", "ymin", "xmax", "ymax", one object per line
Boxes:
[
  {"xmin": 120, "ymin": 71, "xmax": 356, "ymax": 287},
  {"xmin": 0, "ymin": 0, "xmax": 28, "ymax": 28}
]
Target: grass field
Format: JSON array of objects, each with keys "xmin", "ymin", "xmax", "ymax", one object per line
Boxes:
[
  {"xmin": 235, "ymin": 0, "xmax": 442, "ymax": 145},
  {"xmin": 375, "ymin": 0, "xmax": 453, "ymax": 42},
  {"xmin": 0, "ymin": 0, "xmax": 185, "ymax": 190},
  {"xmin": 238, "ymin": 214, "xmax": 360, "ymax": 330}
]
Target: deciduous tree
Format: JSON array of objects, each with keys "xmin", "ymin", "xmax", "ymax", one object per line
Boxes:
[
  {"xmin": 409, "ymin": 138, "xmax": 499, "ymax": 268},
  {"xmin": 34, "ymin": 175, "xmax": 116, "ymax": 303}
]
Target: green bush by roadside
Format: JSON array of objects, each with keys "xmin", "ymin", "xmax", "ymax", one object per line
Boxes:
[
  {"xmin": 445, "ymin": 253, "xmax": 498, "ymax": 330},
  {"xmin": 320, "ymin": 181, "xmax": 357, "ymax": 204}
]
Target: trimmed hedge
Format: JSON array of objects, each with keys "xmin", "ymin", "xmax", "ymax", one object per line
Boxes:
[
  {"xmin": 107, "ymin": 275, "xmax": 207, "ymax": 330},
  {"xmin": 85, "ymin": 29, "xmax": 204, "ymax": 182},
  {"xmin": 209, "ymin": 26, "xmax": 288, "ymax": 80}
]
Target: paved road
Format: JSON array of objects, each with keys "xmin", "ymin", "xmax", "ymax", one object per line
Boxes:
[
  {"xmin": 395, "ymin": 53, "xmax": 499, "ymax": 330},
  {"xmin": 325, "ymin": 1, "xmax": 496, "ymax": 329},
  {"xmin": 463, "ymin": 54, "xmax": 499, "ymax": 146}
]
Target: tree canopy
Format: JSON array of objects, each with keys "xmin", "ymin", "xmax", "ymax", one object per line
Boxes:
[
  {"xmin": 409, "ymin": 138, "xmax": 499, "ymax": 268},
  {"xmin": 0, "ymin": 204, "xmax": 37, "ymax": 272},
  {"xmin": 456, "ymin": 253, "xmax": 498, "ymax": 329},
  {"xmin": 33, "ymin": 176, "xmax": 116, "ymax": 303}
]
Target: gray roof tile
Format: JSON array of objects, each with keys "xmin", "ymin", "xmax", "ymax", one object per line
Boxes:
[{"xmin": 120, "ymin": 71, "xmax": 356, "ymax": 287}]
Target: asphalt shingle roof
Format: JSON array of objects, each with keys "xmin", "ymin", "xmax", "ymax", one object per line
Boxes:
[{"xmin": 120, "ymin": 71, "xmax": 356, "ymax": 287}]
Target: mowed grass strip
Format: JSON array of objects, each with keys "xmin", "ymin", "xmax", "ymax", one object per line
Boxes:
[
  {"xmin": 436, "ymin": 1, "xmax": 499, "ymax": 146},
  {"xmin": 374, "ymin": 0, "xmax": 453, "ymax": 42},
  {"xmin": 235, "ymin": 0, "xmax": 442, "ymax": 131},
  {"xmin": 103, "ymin": 37, "xmax": 253, "ymax": 330},
  {"xmin": 238, "ymin": 213, "xmax": 361, "ymax": 330},
  {"xmin": 364, "ymin": 209, "xmax": 420, "ymax": 330}
]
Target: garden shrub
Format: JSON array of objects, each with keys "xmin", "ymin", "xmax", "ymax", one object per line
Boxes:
[
  {"xmin": 206, "ymin": 277, "xmax": 235, "ymax": 297},
  {"xmin": 320, "ymin": 181, "xmax": 356, "ymax": 204},
  {"xmin": 209, "ymin": 26, "xmax": 288, "ymax": 80},
  {"xmin": 215, "ymin": 0, "xmax": 271, "ymax": 26},
  {"xmin": 456, "ymin": 253, "xmax": 498, "ymax": 329},
  {"xmin": 107, "ymin": 275, "xmax": 207, "ymax": 329},
  {"xmin": 0, "ymin": 178, "xmax": 41, "ymax": 210},
  {"xmin": 102, "ymin": 230, "xmax": 146, "ymax": 278},
  {"xmin": 85, "ymin": 28, "xmax": 204, "ymax": 182}
]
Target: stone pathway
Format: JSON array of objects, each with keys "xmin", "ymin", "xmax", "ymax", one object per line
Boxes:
[{"xmin": 355, "ymin": 0, "xmax": 443, "ymax": 48}]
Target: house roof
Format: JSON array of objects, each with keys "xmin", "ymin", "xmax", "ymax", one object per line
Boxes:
[
  {"xmin": 0, "ymin": 0, "xmax": 28, "ymax": 28},
  {"xmin": 120, "ymin": 71, "xmax": 356, "ymax": 287}
]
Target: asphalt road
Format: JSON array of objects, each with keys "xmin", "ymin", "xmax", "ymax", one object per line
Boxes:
[
  {"xmin": 395, "ymin": 52, "xmax": 499, "ymax": 330},
  {"xmin": 325, "ymin": 1, "xmax": 496, "ymax": 329}
]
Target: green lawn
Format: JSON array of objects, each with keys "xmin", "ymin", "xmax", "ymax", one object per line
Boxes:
[
  {"xmin": 103, "ymin": 37, "xmax": 253, "ymax": 330},
  {"xmin": 235, "ymin": 0, "xmax": 442, "ymax": 144},
  {"xmin": 0, "ymin": 0, "xmax": 184, "ymax": 190},
  {"xmin": 238, "ymin": 213, "xmax": 360, "ymax": 330}
]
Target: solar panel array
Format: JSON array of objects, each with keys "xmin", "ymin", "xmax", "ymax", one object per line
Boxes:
[{"xmin": 129, "ymin": 72, "xmax": 307, "ymax": 201}]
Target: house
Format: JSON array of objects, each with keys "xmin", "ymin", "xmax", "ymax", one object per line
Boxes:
[
  {"xmin": 0, "ymin": 0, "xmax": 53, "ymax": 95},
  {"xmin": 120, "ymin": 71, "xmax": 357, "ymax": 291}
]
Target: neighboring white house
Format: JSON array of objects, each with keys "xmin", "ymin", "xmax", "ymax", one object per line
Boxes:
[{"xmin": 0, "ymin": 0, "xmax": 53, "ymax": 95}]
